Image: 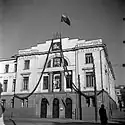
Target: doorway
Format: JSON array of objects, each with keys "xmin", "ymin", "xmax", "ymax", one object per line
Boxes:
[
  {"xmin": 65, "ymin": 98, "xmax": 72, "ymax": 118},
  {"xmin": 53, "ymin": 98, "xmax": 59, "ymax": 118},
  {"xmin": 40, "ymin": 98, "xmax": 48, "ymax": 118}
]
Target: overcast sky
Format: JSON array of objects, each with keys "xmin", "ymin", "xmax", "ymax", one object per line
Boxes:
[{"xmin": 0, "ymin": 0, "xmax": 124, "ymax": 86}]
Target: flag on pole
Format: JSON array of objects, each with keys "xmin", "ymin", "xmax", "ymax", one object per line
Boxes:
[{"xmin": 61, "ymin": 14, "xmax": 71, "ymax": 26}]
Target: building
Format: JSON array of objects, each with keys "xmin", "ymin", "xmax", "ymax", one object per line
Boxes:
[
  {"xmin": 115, "ymin": 85, "xmax": 125, "ymax": 108},
  {"xmin": 0, "ymin": 37, "xmax": 117, "ymax": 120}
]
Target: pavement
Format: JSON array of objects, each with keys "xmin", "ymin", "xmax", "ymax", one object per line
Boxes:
[
  {"xmin": 110, "ymin": 108, "xmax": 125, "ymax": 124},
  {"xmin": 3, "ymin": 109, "xmax": 125, "ymax": 125}
]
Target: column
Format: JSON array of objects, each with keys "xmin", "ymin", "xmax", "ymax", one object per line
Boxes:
[
  {"xmin": 61, "ymin": 72, "xmax": 64, "ymax": 91},
  {"xmin": 49, "ymin": 73, "xmax": 53, "ymax": 92}
]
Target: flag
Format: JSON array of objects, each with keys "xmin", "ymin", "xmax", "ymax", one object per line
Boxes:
[{"xmin": 61, "ymin": 14, "xmax": 71, "ymax": 26}]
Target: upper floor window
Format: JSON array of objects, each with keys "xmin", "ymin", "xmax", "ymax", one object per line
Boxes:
[
  {"xmin": 22, "ymin": 77, "xmax": 29, "ymax": 90},
  {"xmin": 53, "ymin": 72, "xmax": 61, "ymax": 89},
  {"xmin": 47, "ymin": 60, "xmax": 51, "ymax": 68},
  {"xmin": 24, "ymin": 60, "xmax": 30, "ymax": 70},
  {"xmin": 3, "ymin": 80, "xmax": 8, "ymax": 92},
  {"xmin": 5, "ymin": 64, "xmax": 9, "ymax": 73},
  {"xmin": 14, "ymin": 64, "xmax": 17, "ymax": 72},
  {"xmin": 52, "ymin": 42, "xmax": 61, "ymax": 51},
  {"xmin": 53, "ymin": 57, "xmax": 61, "ymax": 67},
  {"xmin": 85, "ymin": 53, "xmax": 93, "ymax": 64},
  {"xmin": 86, "ymin": 72, "xmax": 94, "ymax": 87},
  {"xmin": 65, "ymin": 71, "xmax": 72, "ymax": 88},
  {"xmin": 12, "ymin": 79, "xmax": 16, "ymax": 92},
  {"xmin": 43, "ymin": 75, "xmax": 49, "ymax": 90},
  {"xmin": 47, "ymin": 57, "xmax": 68, "ymax": 68}
]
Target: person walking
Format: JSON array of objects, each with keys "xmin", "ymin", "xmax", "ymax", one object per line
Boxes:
[{"xmin": 99, "ymin": 104, "xmax": 108, "ymax": 125}]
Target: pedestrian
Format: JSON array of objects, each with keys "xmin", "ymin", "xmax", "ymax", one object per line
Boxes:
[
  {"xmin": 119, "ymin": 101, "xmax": 122, "ymax": 111},
  {"xmin": 99, "ymin": 104, "xmax": 108, "ymax": 125}
]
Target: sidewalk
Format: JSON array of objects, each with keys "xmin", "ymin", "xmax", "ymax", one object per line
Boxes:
[
  {"xmin": 4, "ymin": 117, "xmax": 121, "ymax": 125},
  {"xmin": 110, "ymin": 109, "xmax": 125, "ymax": 124},
  {"xmin": 4, "ymin": 109, "xmax": 125, "ymax": 125}
]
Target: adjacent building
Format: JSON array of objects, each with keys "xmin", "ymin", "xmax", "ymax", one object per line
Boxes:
[
  {"xmin": 115, "ymin": 85, "xmax": 125, "ymax": 108},
  {"xmin": 0, "ymin": 37, "xmax": 118, "ymax": 120}
]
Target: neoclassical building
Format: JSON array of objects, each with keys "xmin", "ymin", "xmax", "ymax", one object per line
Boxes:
[{"xmin": 0, "ymin": 37, "xmax": 118, "ymax": 120}]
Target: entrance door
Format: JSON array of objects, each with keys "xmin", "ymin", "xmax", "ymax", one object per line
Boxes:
[
  {"xmin": 41, "ymin": 98, "xmax": 48, "ymax": 118},
  {"xmin": 53, "ymin": 98, "xmax": 59, "ymax": 118},
  {"xmin": 65, "ymin": 98, "xmax": 72, "ymax": 118}
]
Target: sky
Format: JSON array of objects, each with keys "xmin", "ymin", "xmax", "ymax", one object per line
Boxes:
[{"xmin": 0, "ymin": 0, "xmax": 124, "ymax": 86}]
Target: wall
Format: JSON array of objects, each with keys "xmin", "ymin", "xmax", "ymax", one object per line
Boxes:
[{"xmin": 0, "ymin": 59, "xmax": 16, "ymax": 95}]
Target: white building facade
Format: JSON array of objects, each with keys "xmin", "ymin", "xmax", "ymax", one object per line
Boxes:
[{"xmin": 0, "ymin": 38, "xmax": 117, "ymax": 120}]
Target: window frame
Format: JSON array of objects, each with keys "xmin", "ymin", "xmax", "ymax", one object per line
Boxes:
[
  {"xmin": 86, "ymin": 72, "xmax": 94, "ymax": 88},
  {"xmin": 85, "ymin": 53, "xmax": 93, "ymax": 64},
  {"xmin": 53, "ymin": 57, "xmax": 61, "ymax": 67},
  {"xmin": 14, "ymin": 63, "xmax": 17, "ymax": 72},
  {"xmin": 43, "ymin": 75, "xmax": 49, "ymax": 90},
  {"xmin": 12, "ymin": 79, "xmax": 16, "ymax": 92},
  {"xmin": 53, "ymin": 72, "xmax": 61, "ymax": 90},
  {"xmin": 3, "ymin": 80, "xmax": 8, "ymax": 92},
  {"xmin": 24, "ymin": 60, "xmax": 30, "ymax": 70},
  {"xmin": 5, "ymin": 64, "xmax": 9, "ymax": 73},
  {"xmin": 65, "ymin": 70, "xmax": 72, "ymax": 89},
  {"xmin": 22, "ymin": 76, "xmax": 29, "ymax": 90}
]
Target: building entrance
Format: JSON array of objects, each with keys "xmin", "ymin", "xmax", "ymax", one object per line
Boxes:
[
  {"xmin": 40, "ymin": 98, "xmax": 48, "ymax": 118},
  {"xmin": 65, "ymin": 98, "xmax": 72, "ymax": 118},
  {"xmin": 53, "ymin": 98, "xmax": 59, "ymax": 118}
]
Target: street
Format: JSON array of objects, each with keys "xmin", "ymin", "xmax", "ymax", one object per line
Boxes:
[{"xmin": 4, "ymin": 118, "xmax": 124, "ymax": 125}]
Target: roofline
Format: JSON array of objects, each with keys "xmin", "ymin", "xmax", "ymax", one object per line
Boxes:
[
  {"xmin": 102, "ymin": 44, "xmax": 115, "ymax": 80},
  {"xmin": 0, "ymin": 57, "xmax": 16, "ymax": 62}
]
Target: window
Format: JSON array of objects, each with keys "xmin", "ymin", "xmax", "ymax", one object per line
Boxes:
[
  {"xmin": 14, "ymin": 64, "xmax": 17, "ymax": 72},
  {"xmin": 43, "ymin": 76, "xmax": 49, "ymax": 90},
  {"xmin": 12, "ymin": 79, "xmax": 16, "ymax": 92},
  {"xmin": 53, "ymin": 57, "xmax": 61, "ymax": 67},
  {"xmin": 47, "ymin": 58, "xmax": 68, "ymax": 68},
  {"xmin": 47, "ymin": 60, "xmax": 51, "ymax": 68},
  {"xmin": 53, "ymin": 72, "xmax": 61, "ymax": 89},
  {"xmin": 3, "ymin": 80, "xmax": 8, "ymax": 92},
  {"xmin": 66, "ymin": 71, "xmax": 72, "ymax": 88},
  {"xmin": 85, "ymin": 53, "xmax": 93, "ymax": 64},
  {"xmin": 23, "ymin": 77, "xmax": 29, "ymax": 90},
  {"xmin": 86, "ymin": 72, "xmax": 94, "ymax": 87},
  {"xmin": 24, "ymin": 60, "xmax": 30, "ymax": 70},
  {"xmin": 5, "ymin": 64, "xmax": 9, "ymax": 73},
  {"xmin": 52, "ymin": 42, "xmax": 61, "ymax": 51}
]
